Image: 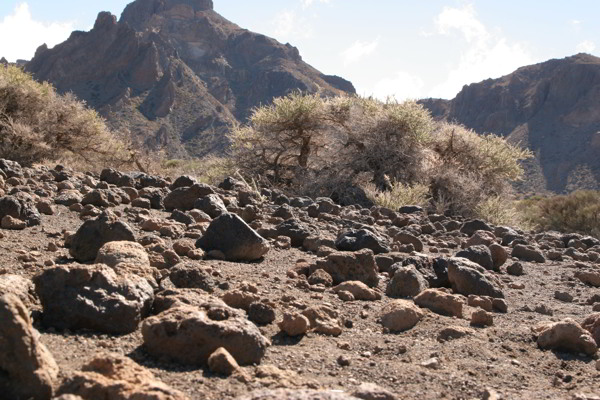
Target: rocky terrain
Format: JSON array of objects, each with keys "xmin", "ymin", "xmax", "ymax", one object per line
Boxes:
[
  {"xmin": 24, "ymin": 0, "xmax": 354, "ymax": 158},
  {"xmin": 420, "ymin": 53, "xmax": 600, "ymax": 194},
  {"xmin": 0, "ymin": 158, "xmax": 599, "ymax": 399}
]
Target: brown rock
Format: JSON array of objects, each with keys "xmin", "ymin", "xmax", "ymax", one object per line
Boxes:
[
  {"xmin": 208, "ymin": 347, "xmax": 240, "ymax": 376},
  {"xmin": 1, "ymin": 215, "xmax": 27, "ymax": 230},
  {"xmin": 302, "ymin": 305, "xmax": 343, "ymax": 336},
  {"xmin": 278, "ymin": 312, "xmax": 310, "ymax": 336},
  {"xmin": 533, "ymin": 318, "xmax": 598, "ymax": 355},
  {"xmin": 414, "ymin": 288, "xmax": 464, "ymax": 317},
  {"xmin": 467, "ymin": 295, "xmax": 493, "ymax": 311},
  {"xmin": 581, "ymin": 313, "xmax": 600, "ymax": 346},
  {"xmin": 333, "ymin": 281, "xmax": 381, "ymax": 301},
  {"xmin": 489, "ymin": 243, "xmax": 508, "ymax": 269},
  {"xmin": 58, "ymin": 353, "xmax": 188, "ymax": 400},
  {"xmin": 380, "ymin": 300, "xmax": 425, "ymax": 332},
  {"xmin": 0, "ymin": 274, "xmax": 36, "ymax": 308},
  {"xmin": 95, "ymin": 241, "xmax": 149, "ymax": 267},
  {"xmin": 575, "ymin": 270, "xmax": 600, "ymax": 287},
  {"xmin": 470, "ymin": 309, "xmax": 494, "ymax": 326},
  {"xmin": 0, "ymin": 294, "xmax": 59, "ymax": 400},
  {"xmin": 142, "ymin": 304, "xmax": 270, "ymax": 365},
  {"xmin": 312, "ymin": 249, "xmax": 379, "ymax": 287}
]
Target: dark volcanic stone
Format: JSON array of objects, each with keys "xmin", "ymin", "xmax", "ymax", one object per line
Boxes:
[
  {"xmin": 335, "ymin": 229, "xmax": 390, "ymax": 254},
  {"xmin": 34, "ymin": 264, "xmax": 154, "ymax": 334},
  {"xmin": 69, "ymin": 212, "xmax": 136, "ymax": 262},
  {"xmin": 196, "ymin": 213, "xmax": 269, "ymax": 261}
]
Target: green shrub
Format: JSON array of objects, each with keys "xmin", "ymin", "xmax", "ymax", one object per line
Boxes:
[
  {"xmin": 518, "ymin": 191, "xmax": 600, "ymax": 238},
  {"xmin": 0, "ymin": 65, "xmax": 131, "ymax": 168}
]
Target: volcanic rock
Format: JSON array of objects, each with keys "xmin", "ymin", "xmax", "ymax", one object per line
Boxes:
[
  {"xmin": 0, "ymin": 294, "xmax": 59, "ymax": 400},
  {"xmin": 34, "ymin": 264, "xmax": 154, "ymax": 334},
  {"xmin": 196, "ymin": 213, "xmax": 269, "ymax": 261}
]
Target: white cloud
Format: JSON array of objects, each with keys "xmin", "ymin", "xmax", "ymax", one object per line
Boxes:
[
  {"xmin": 341, "ymin": 37, "xmax": 380, "ymax": 66},
  {"xmin": 301, "ymin": 0, "xmax": 331, "ymax": 8},
  {"xmin": 271, "ymin": 10, "xmax": 314, "ymax": 40},
  {"xmin": 429, "ymin": 3, "xmax": 533, "ymax": 99},
  {"xmin": 0, "ymin": 3, "xmax": 73, "ymax": 62},
  {"xmin": 372, "ymin": 71, "xmax": 425, "ymax": 101},
  {"xmin": 576, "ymin": 40, "xmax": 596, "ymax": 53}
]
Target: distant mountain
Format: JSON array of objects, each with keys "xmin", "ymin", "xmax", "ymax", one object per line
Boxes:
[
  {"xmin": 421, "ymin": 53, "xmax": 600, "ymax": 194},
  {"xmin": 26, "ymin": 0, "xmax": 355, "ymax": 158}
]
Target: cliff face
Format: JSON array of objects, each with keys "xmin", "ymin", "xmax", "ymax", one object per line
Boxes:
[
  {"xmin": 26, "ymin": 0, "xmax": 355, "ymax": 157},
  {"xmin": 421, "ymin": 53, "xmax": 600, "ymax": 193}
]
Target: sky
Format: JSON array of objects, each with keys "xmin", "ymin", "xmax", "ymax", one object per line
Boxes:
[{"xmin": 0, "ymin": 0, "xmax": 598, "ymax": 100}]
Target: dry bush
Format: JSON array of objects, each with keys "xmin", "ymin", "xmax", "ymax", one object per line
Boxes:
[
  {"xmin": 428, "ymin": 122, "xmax": 532, "ymax": 216},
  {"xmin": 157, "ymin": 155, "xmax": 236, "ymax": 185},
  {"xmin": 343, "ymin": 97, "xmax": 433, "ymax": 189},
  {"xmin": 229, "ymin": 92, "xmax": 345, "ymax": 183},
  {"xmin": 364, "ymin": 180, "xmax": 429, "ymax": 209},
  {"xmin": 229, "ymin": 92, "xmax": 530, "ymax": 220},
  {"xmin": 518, "ymin": 191, "xmax": 600, "ymax": 238},
  {"xmin": 0, "ymin": 65, "xmax": 131, "ymax": 168}
]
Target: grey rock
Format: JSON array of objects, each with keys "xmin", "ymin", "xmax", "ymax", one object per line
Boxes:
[{"xmin": 446, "ymin": 257, "xmax": 504, "ymax": 298}]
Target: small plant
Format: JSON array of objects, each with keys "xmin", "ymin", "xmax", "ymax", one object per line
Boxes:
[{"xmin": 364, "ymin": 180, "xmax": 429, "ymax": 210}]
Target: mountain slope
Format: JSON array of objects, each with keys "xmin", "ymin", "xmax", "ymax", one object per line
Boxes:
[
  {"xmin": 26, "ymin": 0, "xmax": 355, "ymax": 158},
  {"xmin": 421, "ymin": 53, "xmax": 600, "ymax": 194}
]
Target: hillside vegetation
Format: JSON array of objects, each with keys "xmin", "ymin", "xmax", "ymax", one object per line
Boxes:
[
  {"xmin": 230, "ymin": 92, "xmax": 532, "ymax": 222},
  {"xmin": 0, "ymin": 65, "xmax": 132, "ymax": 168}
]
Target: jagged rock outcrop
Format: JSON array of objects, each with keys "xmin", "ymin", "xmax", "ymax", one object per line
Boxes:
[
  {"xmin": 26, "ymin": 0, "xmax": 354, "ymax": 157},
  {"xmin": 421, "ymin": 53, "xmax": 600, "ymax": 193}
]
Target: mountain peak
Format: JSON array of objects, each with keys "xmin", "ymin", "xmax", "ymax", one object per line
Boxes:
[{"xmin": 120, "ymin": 0, "xmax": 213, "ymax": 29}]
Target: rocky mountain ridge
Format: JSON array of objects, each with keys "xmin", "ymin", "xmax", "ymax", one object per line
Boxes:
[
  {"xmin": 420, "ymin": 53, "xmax": 600, "ymax": 194},
  {"xmin": 25, "ymin": 0, "xmax": 354, "ymax": 158},
  {"xmin": 0, "ymin": 158, "xmax": 599, "ymax": 399}
]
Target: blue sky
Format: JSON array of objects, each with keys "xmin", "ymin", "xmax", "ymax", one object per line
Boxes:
[{"xmin": 0, "ymin": 0, "xmax": 598, "ymax": 99}]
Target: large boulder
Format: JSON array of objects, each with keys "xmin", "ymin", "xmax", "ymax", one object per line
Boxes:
[
  {"xmin": 335, "ymin": 229, "xmax": 390, "ymax": 254},
  {"xmin": 0, "ymin": 294, "xmax": 59, "ymax": 400},
  {"xmin": 69, "ymin": 212, "xmax": 136, "ymax": 262},
  {"xmin": 533, "ymin": 319, "xmax": 597, "ymax": 355},
  {"xmin": 446, "ymin": 257, "xmax": 504, "ymax": 298},
  {"xmin": 142, "ymin": 304, "xmax": 270, "ymax": 365},
  {"xmin": 34, "ymin": 264, "xmax": 154, "ymax": 334},
  {"xmin": 196, "ymin": 213, "xmax": 269, "ymax": 261},
  {"xmin": 312, "ymin": 249, "xmax": 379, "ymax": 287},
  {"xmin": 58, "ymin": 353, "xmax": 188, "ymax": 400},
  {"xmin": 163, "ymin": 183, "xmax": 215, "ymax": 211}
]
